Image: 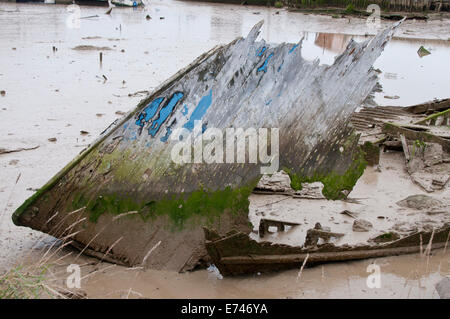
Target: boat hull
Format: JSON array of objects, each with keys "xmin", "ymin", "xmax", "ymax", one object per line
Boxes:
[{"xmin": 12, "ymin": 21, "xmax": 402, "ymax": 271}]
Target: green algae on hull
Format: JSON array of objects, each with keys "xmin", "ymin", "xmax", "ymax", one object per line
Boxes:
[
  {"xmin": 284, "ymin": 148, "xmax": 367, "ymax": 200},
  {"xmin": 71, "ymin": 182, "xmax": 257, "ymax": 230}
]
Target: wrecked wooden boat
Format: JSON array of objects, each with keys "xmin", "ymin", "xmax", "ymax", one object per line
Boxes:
[
  {"xmin": 204, "ymin": 98, "xmax": 449, "ymax": 276},
  {"xmin": 13, "ymin": 20, "xmax": 407, "ymax": 272}
]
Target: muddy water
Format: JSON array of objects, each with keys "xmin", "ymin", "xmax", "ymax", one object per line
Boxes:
[
  {"xmin": 0, "ymin": 1, "xmax": 449, "ymax": 297},
  {"xmin": 79, "ymin": 249, "xmax": 449, "ymax": 298}
]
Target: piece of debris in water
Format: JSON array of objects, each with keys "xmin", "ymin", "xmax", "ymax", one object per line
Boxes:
[
  {"xmin": 0, "ymin": 145, "xmax": 39, "ymax": 155},
  {"xmin": 384, "ymin": 95, "xmax": 400, "ymax": 99},
  {"xmin": 417, "ymin": 46, "xmax": 431, "ymax": 57},
  {"xmin": 340, "ymin": 210, "xmax": 359, "ymax": 219},
  {"xmin": 258, "ymin": 218, "xmax": 299, "ymax": 238},
  {"xmin": 72, "ymin": 45, "xmax": 111, "ymax": 51},
  {"xmin": 352, "ymin": 219, "xmax": 373, "ymax": 232},
  {"xmin": 304, "ymin": 223, "xmax": 344, "ymax": 247}
]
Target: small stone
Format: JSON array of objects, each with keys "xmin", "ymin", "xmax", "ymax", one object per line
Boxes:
[
  {"xmin": 0, "ymin": 90, "xmax": 5, "ymax": 96},
  {"xmin": 80, "ymin": 130, "xmax": 89, "ymax": 135},
  {"xmin": 352, "ymin": 219, "xmax": 373, "ymax": 232},
  {"xmin": 396, "ymin": 194, "xmax": 443, "ymax": 210},
  {"xmin": 48, "ymin": 137, "xmax": 57, "ymax": 142}
]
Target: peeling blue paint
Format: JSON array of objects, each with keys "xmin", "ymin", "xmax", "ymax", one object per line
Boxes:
[
  {"xmin": 136, "ymin": 97, "xmax": 164, "ymax": 127},
  {"xmin": 160, "ymin": 127, "xmax": 172, "ymax": 142},
  {"xmin": 289, "ymin": 44, "xmax": 299, "ymax": 54},
  {"xmin": 181, "ymin": 104, "xmax": 189, "ymax": 116},
  {"xmin": 183, "ymin": 90, "xmax": 213, "ymax": 132},
  {"xmin": 256, "ymin": 46, "xmax": 266, "ymax": 56},
  {"xmin": 149, "ymin": 92, "xmax": 184, "ymax": 137},
  {"xmin": 257, "ymin": 53, "xmax": 274, "ymax": 73}
]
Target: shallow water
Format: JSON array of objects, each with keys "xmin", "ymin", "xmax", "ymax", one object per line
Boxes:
[
  {"xmin": 0, "ymin": 1, "xmax": 449, "ymax": 297},
  {"xmin": 80, "ymin": 249, "xmax": 449, "ymax": 298}
]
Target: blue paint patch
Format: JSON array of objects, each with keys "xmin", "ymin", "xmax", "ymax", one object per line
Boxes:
[
  {"xmin": 183, "ymin": 90, "xmax": 213, "ymax": 132},
  {"xmin": 181, "ymin": 104, "xmax": 189, "ymax": 116},
  {"xmin": 135, "ymin": 97, "xmax": 164, "ymax": 127},
  {"xmin": 256, "ymin": 46, "xmax": 266, "ymax": 56},
  {"xmin": 289, "ymin": 44, "xmax": 299, "ymax": 54},
  {"xmin": 148, "ymin": 92, "xmax": 184, "ymax": 137},
  {"xmin": 257, "ymin": 53, "xmax": 274, "ymax": 73},
  {"xmin": 160, "ymin": 127, "xmax": 172, "ymax": 142},
  {"xmin": 265, "ymin": 99, "xmax": 272, "ymax": 105}
]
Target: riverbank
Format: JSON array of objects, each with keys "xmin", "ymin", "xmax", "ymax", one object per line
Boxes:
[{"xmin": 182, "ymin": 0, "xmax": 450, "ymax": 12}]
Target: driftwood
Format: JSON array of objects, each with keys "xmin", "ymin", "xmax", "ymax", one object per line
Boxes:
[
  {"xmin": 405, "ymin": 98, "xmax": 450, "ymax": 114},
  {"xmin": 0, "ymin": 145, "xmax": 39, "ymax": 155},
  {"xmin": 258, "ymin": 218, "xmax": 299, "ymax": 238},
  {"xmin": 382, "ymin": 123, "xmax": 450, "ymax": 152}
]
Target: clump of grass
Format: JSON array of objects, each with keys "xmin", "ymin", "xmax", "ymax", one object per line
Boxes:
[
  {"xmin": 345, "ymin": 3, "xmax": 356, "ymax": 14},
  {"xmin": 0, "ymin": 265, "xmax": 51, "ymax": 299},
  {"xmin": 274, "ymin": 1, "xmax": 283, "ymax": 8}
]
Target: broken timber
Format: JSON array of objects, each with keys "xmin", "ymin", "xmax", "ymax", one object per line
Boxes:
[
  {"xmin": 204, "ymin": 226, "xmax": 450, "ymax": 276},
  {"xmin": 13, "ymin": 21, "xmax": 402, "ymax": 271}
]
